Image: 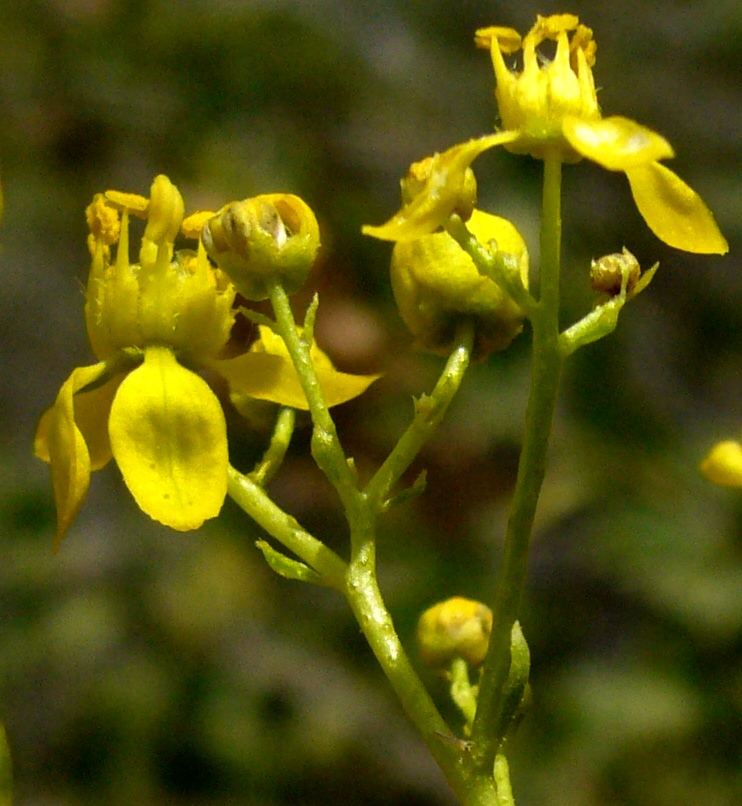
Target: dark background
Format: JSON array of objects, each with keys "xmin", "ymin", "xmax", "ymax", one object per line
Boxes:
[{"xmin": 1, "ymin": 0, "xmax": 741, "ymax": 803}]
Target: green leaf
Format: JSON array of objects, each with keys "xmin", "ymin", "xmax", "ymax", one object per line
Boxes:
[
  {"xmin": 381, "ymin": 469, "xmax": 427, "ymax": 511},
  {"xmin": 255, "ymin": 540, "xmax": 323, "ymax": 585}
]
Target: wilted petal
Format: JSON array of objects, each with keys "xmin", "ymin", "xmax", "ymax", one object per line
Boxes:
[
  {"xmin": 700, "ymin": 440, "xmax": 742, "ymax": 486},
  {"xmin": 362, "ymin": 132, "xmax": 518, "ymax": 242},
  {"xmin": 108, "ymin": 346, "xmax": 228, "ymax": 530},
  {"xmin": 562, "ymin": 115, "xmax": 674, "ymax": 171},
  {"xmin": 626, "ymin": 162, "xmax": 729, "ymax": 254}
]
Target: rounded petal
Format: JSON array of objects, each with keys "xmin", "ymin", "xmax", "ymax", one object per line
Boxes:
[
  {"xmin": 362, "ymin": 132, "xmax": 518, "ymax": 242},
  {"xmin": 34, "ymin": 363, "xmax": 110, "ymax": 548},
  {"xmin": 700, "ymin": 440, "xmax": 742, "ymax": 487},
  {"xmin": 626, "ymin": 162, "xmax": 729, "ymax": 254},
  {"xmin": 562, "ymin": 116, "xmax": 674, "ymax": 171},
  {"xmin": 109, "ymin": 347, "xmax": 228, "ymax": 530}
]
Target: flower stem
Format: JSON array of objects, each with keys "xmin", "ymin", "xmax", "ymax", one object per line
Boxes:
[
  {"xmin": 364, "ymin": 320, "xmax": 475, "ymax": 510},
  {"xmin": 267, "ymin": 279, "xmax": 359, "ymax": 505},
  {"xmin": 266, "ymin": 282, "xmax": 497, "ymax": 802},
  {"xmin": 470, "ymin": 152, "xmax": 564, "ymax": 773},
  {"xmin": 227, "ymin": 465, "xmax": 348, "ymax": 591}
]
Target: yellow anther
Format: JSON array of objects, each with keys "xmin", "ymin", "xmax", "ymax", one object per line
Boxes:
[
  {"xmin": 474, "ymin": 26, "xmax": 521, "ymax": 54},
  {"xmin": 104, "ymin": 190, "xmax": 149, "ymax": 217},
  {"xmin": 85, "ymin": 193, "xmax": 120, "ymax": 247},
  {"xmin": 182, "ymin": 210, "xmax": 216, "ymax": 240}
]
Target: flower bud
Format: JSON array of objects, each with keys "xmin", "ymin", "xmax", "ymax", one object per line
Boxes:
[
  {"xmin": 700, "ymin": 440, "xmax": 742, "ymax": 487},
  {"xmin": 417, "ymin": 596, "xmax": 493, "ymax": 669},
  {"xmin": 202, "ymin": 193, "xmax": 320, "ymax": 300},
  {"xmin": 590, "ymin": 247, "xmax": 640, "ymax": 296},
  {"xmin": 391, "ymin": 209, "xmax": 528, "ymax": 357}
]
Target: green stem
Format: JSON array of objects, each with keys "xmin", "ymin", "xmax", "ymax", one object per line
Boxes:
[
  {"xmin": 364, "ymin": 320, "xmax": 474, "ymax": 510},
  {"xmin": 470, "ymin": 152, "xmax": 564, "ymax": 771},
  {"xmin": 227, "ymin": 465, "xmax": 348, "ymax": 591},
  {"xmin": 266, "ymin": 279, "xmax": 359, "ymax": 507},
  {"xmin": 449, "ymin": 657, "xmax": 478, "ymax": 729},
  {"xmin": 266, "ymin": 283, "xmax": 497, "ymax": 802},
  {"xmin": 494, "ymin": 754, "xmax": 515, "ymax": 806},
  {"xmin": 344, "ymin": 507, "xmax": 494, "ymax": 805},
  {"xmin": 444, "ymin": 216, "xmax": 536, "ymax": 314}
]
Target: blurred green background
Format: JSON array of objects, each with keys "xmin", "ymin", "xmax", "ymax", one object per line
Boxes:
[{"xmin": 1, "ymin": 0, "xmax": 741, "ymax": 803}]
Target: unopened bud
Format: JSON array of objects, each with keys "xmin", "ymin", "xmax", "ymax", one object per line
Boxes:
[
  {"xmin": 590, "ymin": 247, "xmax": 640, "ymax": 296},
  {"xmin": 202, "ymin": 193, "xmax": 320, "ymax": 300},
  {"xmin": 417, "ymin": 596, "xmax": 493, "ymax": 669},
  {"xmin": 391, "ymin": 209, "xmax": 528, "ymax": 357}
]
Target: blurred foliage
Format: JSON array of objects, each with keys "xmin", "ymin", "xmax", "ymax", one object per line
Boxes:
[{"xmin": 0, "ymin": 0, "xmax": 741, "ymax": 804}]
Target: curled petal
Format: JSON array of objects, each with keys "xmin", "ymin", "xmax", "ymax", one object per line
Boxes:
[
  {"xmin": 700, "ymin": 440, "xmax": 742, "ymax": 487},
  {"xmin": 108, "ymin": 347, "xmax": 228, "ymax": 530},
  {"xmin": 362, "ymin": 132, "xmax": 518, "ymax": 242},
  {"xmin": 626, "ymin": 162, "xmax": 729, "ymax": 254},
  {"xmin": 562, "ymin": 116, "xmax": 674, "ymax": 171},
  {"xmin": 34, "ymin": 362, "xmax": 110, "ymax": 548}
]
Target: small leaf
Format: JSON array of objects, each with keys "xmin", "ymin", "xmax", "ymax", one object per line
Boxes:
[
  {"xmin": 381, "ymin": 469, "xmax": 427, "ymax": 511},
  {"xmin": 238, "ymin": 307, "xmax": 278, "ymax": 332},
  {"xmin": 302, "ymin": 293, "xmax": 320, "ymax": 346},
  {"xmin": 255, "ymin": 540, "xmax": 324, "ymax": 585}
]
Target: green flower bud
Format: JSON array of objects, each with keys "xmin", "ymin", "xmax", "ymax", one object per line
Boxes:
[
  {"xmin": 417, "ymin": 596, "xmax": 493, "ymax": 670},
  {"xmin": 202, "ymin": 193, "xmax": 320, "ymax": 300},
  {"xmin": 391, "ymin": 209, "xmax": 528, "ymax": 357}
]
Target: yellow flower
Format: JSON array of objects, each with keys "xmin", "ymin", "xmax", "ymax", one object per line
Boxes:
[
  {"xmin": 34, "ymin": 177, "xmax": 378, "ymax": 548},
  {"xmin": 475, "ymin": 14, "xmax": 728, "ymax": 254},
  {"xmin": 364, "ymin": 15, "xmax": 727, "ymax": 255},
  {"xmin": 700, "ymin": 439, "xmax": 742, "ymax": 487}
]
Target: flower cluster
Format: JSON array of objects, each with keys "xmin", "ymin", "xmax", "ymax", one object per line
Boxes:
[
  {"xmin": 35, "ymin": 176, "xmax": 378, "ymax": 547},
  {"xmin": 364, "ymin": 13, "xmax": 727, "ymax": 256}
]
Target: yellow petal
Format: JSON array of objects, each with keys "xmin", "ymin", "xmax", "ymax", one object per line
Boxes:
[
  {"xmin": 362, "ymin": 132, "xmax": 518, "ymax": 242},
  {"xmin": 73, "ymin": 372, "xmax": 125, "ymax": 470},
  {"xmin": 214, "ymin": 351, "xmax": 306, "ymax": 407},
  {"xmin": 700, "ymin": 440, "xmax": 742, "ymax": 487},
  {"xmin": 34, "ymin": 363, "xmax": 110, "ymax": 548},
  {"xmin": 108, "ymin": 346, "xmax": 227, "ymax": 530},
  {"xmin": 214, "ymin": 352, "xmax": 381, "ymax": 411},
  {"xmin": 562, "ymin": 116, "xmax": 674, "ymax": 171},
  {"xmin": 35, "ymin": 370, "xmax": 125, "ymax": 471},
  {"xmin": 625, "ymin": 162, "xmax": 729, "ymax": 254}
]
